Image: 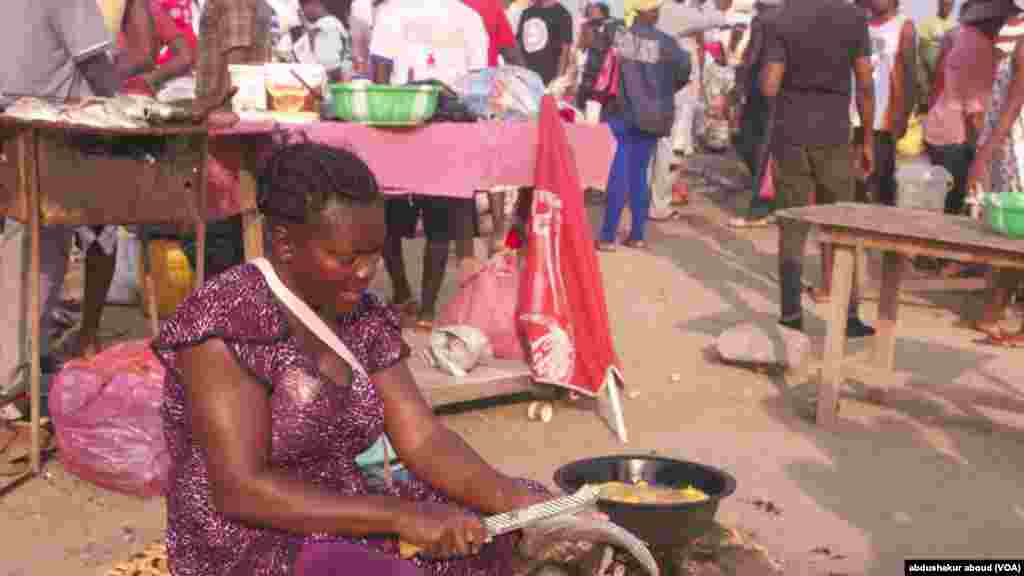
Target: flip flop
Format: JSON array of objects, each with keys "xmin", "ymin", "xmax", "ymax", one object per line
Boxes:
[
  {"xmin": 974, "ymin": 334, "xmax": 1024, "ymax": 348},
  {"xmin": 808, "ymin": 287, "xmax": 831, "ymax": 304},
  {"xmin": 970, "ymin": 322, "xmax": 1006, "ymax": 342}
]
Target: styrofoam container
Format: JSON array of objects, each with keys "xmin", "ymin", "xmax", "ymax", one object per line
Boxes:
[{"xmin": 228, "ymin": 64, "xmax": 268, "ymax": 112}]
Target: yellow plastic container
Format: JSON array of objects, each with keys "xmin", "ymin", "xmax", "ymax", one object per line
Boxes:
[{"xmin": 138, "ymin": 239, "xmax": 194, "ymax": 319}]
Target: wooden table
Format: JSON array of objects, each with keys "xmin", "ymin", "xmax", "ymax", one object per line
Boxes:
[
  {"xmin": 0, "ymin": 118, "xmax": 211, "ymax": 487},
  {"xmin": 776, "ymin": 203, "xmax": 1024, "ymax": 427}
]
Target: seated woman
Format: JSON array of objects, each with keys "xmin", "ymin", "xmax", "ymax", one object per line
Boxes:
[{"xmin": 151, "ymin": 141, "xmax": 549, "ymax": 575}]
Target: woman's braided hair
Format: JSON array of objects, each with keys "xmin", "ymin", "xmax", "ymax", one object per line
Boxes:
[{"xmin": 257, "ymin": 132, "xmax": 381, "ymax": 224}]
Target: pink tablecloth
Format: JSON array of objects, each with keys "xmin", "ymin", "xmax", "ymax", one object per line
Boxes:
[{"xmin": 214, "ymin": 120, "xmax": 614, "ymax": 200}]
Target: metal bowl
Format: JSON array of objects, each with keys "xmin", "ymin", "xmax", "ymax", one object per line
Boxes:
[{"xmin": 554, "ymin": 455, "xmax": 737, "ymax": 550}]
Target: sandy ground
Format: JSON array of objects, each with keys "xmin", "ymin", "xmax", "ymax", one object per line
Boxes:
[{"xmin": 3, "ymin": 153, "xmax": 1024, "ymax": 576}]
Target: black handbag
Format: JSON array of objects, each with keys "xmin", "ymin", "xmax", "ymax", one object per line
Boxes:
[{"xmin": 403, "ymin": 80, "xmax": 479, "ymax": 123}]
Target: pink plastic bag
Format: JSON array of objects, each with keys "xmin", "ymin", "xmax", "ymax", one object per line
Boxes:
[
  {"xmin": 438, "ymin": 253, "xmax": 527, "ymax": 360},
  {"xmin": 48, "ymin": 340, "xmax": 170, "ymax": 498}
]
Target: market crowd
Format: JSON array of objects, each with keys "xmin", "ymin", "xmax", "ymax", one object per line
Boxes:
[
  {"xmin": 5, "ymin": 0, "xmax": 1024, "ymax": 394},
  {"xmin": 5, "ymin": 0, "xmax": 1024, "ymax": 574}
]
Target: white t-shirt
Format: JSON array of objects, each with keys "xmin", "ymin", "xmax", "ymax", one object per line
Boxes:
[{"xmin": 369, "ymin": 0, "xmax": 488, "ymax": 87}]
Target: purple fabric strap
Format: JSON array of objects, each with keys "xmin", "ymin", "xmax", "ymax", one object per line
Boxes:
[{"xmin": 295, "ymin": 541, "xmax": 426, "ymax": 576}]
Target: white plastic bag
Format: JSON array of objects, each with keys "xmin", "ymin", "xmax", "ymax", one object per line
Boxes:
[
  {"xmin": 106, "ymin": 227, "xmax": 140, "ymax": 305},
  {"xmin": 455, "ymin": 66, "xmax": 545, "ymax": 121},
  {"xmin": 425, "ymin": 325, "xmax": 493, "ymax": 377}
]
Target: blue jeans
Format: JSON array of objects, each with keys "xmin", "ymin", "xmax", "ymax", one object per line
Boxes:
[{"xmin": 600, "ymin": 117, "xmax": 659, "ymax": 243}]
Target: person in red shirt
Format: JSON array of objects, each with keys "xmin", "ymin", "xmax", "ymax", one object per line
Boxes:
[
  {"xmin": 117, "ymin": 0, "xmax": 197, "ymax": 96},
  {"xmin": 462, "ymin": 0, "xmax": 525, "ymax": 66},
  {"xmin": 76, "ymin": 0, "xmax": 198, "ymax": 359}
]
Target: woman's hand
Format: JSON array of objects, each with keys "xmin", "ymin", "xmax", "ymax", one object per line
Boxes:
[
  {"xmin": 400, "ymin": 501, "xmax": 488, "ymax": 559},
  {"xmin": 968, "ymin": 146, "xmax": 993, "ymax": 196}
]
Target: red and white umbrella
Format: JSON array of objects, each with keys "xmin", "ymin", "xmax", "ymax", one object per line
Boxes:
[{"xmin": 517, "ymin": 95, "xmax": 629, "ymax": 441}]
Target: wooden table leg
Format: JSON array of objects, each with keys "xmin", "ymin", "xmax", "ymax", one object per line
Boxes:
[
  {"xmin": 21, "ymin": 131, "xmax": 42, "ymax": 474},
  {"xmin": 239, "ymin": 164, "xmax": 263, "ymax": 260},
  {"xmin": 242, "ymin": 211, "xmax": 263, "ymax": 260},
  {"xmin": 194, "ymin": 135, "xmax": 208, "ymax": 289},
  {"xmin": 818, "ymin": 244, "xmax": 856, "ymax": 427},
  {"xmin": 871, "ymin": 251, "xmax": 904, "ymax": 402}
]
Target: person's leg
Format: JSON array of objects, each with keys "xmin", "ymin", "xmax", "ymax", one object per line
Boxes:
[
  {"xmin": 815, "ymin": 143, "xmax": 874, "ymax": 335},
  {"xmin": 382, "ymin": 198, "xmax": 416, "ymax": 308},
  {"xmin": 671, "ymin": 91, "xmax": 696, "ymax": 155},
  {"xmin": 451, "ymin": 197, "xmax": 479, "ymax": 278},
  {"xmin": 774, "ymin": 144, "xmax": 816, "ymax": 329},
  {"xmin": 974, "ymin": 267, "xmax": 1014, "ymax": 339},
  {"xmin": 599, "ymin": 117, "xmax": 629, "ymax": 246},
  {"xmin": 938, "ymin": 143, "xmax": 972, "ymax": 214},
  {"xmin": 39, "ymin": 226, "xmax": 72, "ymax": 363},
  {"xmin": 77, "ymin": 226, "xmax": 118, "ymax": 358},
  {"xmin": 487, "ymin": 188, "xmax": 507, "ymax": 256},
  {"xmin": 418, "ymin": 197, "xmax": 454, "ymax": 325},
  {"xmin": 627, "ymin": 129, "xmax": 659, "ymax": 243},
  {"xmin": 876, "ymin": 131, "xmax": 898, "ymax": 207},
  {"xmin": 295, "ymin": 541, "xmax": 424, "ymax": 576},
  {"xmin": 648, "ymin": 136, "xmax": 676, "ymax": 220}
]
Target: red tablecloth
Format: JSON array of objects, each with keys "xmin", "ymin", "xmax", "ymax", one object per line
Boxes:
[{"xmin": 213, "ymin": 120, "xmax": 614, "ymax": 202}]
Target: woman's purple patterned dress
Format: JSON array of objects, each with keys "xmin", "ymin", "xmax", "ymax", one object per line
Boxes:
[{"xmin": 153, "ymin": 263, "xmax": 531, "ymax": 576}]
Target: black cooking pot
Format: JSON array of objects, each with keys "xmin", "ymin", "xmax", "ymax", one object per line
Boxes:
[{"xmin": 554, "ymin": 455, "xmax": 737, "ymax": 550}]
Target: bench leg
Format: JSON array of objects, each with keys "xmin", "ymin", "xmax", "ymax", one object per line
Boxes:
[
  {"xmin": 818, "ymin": 245, "xmax": 856, "ymax": 427},
  {"xmin": 871, "ymin": 251, "xmax": 904, "ymax": 402}
]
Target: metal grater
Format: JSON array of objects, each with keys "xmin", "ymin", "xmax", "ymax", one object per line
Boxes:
[
  {"xmin": 399, "ymin": 485, "xmax": 602, "ymax": 557},
  {"xmin": 482, "ymin": 484, "xmax": 602, "ymax": 539}
]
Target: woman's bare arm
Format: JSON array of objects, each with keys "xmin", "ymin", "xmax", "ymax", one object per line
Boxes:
[
  {"xmin": 375, "ymin": 361, "xmax": 544, "ymax": 516},
  {"xmin": 969, "ymin": 39, "xmax": 1024, "ymax": 190},
  {"xmin": 180, "ymin": 339, "xmax": 409, "ymax": 536}
]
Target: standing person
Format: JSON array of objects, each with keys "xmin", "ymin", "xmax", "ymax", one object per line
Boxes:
[
  {"xmin": 575, "ymin": 1, "xmax": 621, "ymax": 111},
  {"xmin": 517, "ymin": 0, "xmax": 575, "ymax": 86},
  {"xmin": 119, "ymin": 0, "xmax": 198, "ymax": 96},
  {"xmin": 918, "ymin": 0, "xmax": 956, "ymax": 112},
  {"xmin": 967, "ymin": 28, "xmax": 1024, "ymax": 346},
  {"xmin": 295, "ymin": 0, "xmax": 354, "ymax": 82},
  {"xmin": 925, "ymin": 0, "xmax": 1011, "ymax": 217},
  {"xmin": 463, "ymin": 0, "xmax": 525, "ymax": 67},
  {"xmin": 73, "ymin": 0, "xmax": 199, "ymax": 359},
  {"xmin": 181, "ymin": 0, "xmax": 274, "ymax": 279},
  {"xmin": 729, "ymin": 0, "xmax": 782, "ymax": 228},
  {"xmin": 597, "ymin": 0, "xmax": 691, "ymax": 251},
  {"xmin": 761, "ymin": 0, "xmax": 877, "ymax": 337},
  {"xmin": 370, "ymin": 0, "xmax": 489, "ymax": 329},
  {"xmin": 852, "ymin": 0, "xmax": 917, "ymax": 208},
  {"xmin": 1, "ymin": 0, "xmax": 122, "ymax": 372}
]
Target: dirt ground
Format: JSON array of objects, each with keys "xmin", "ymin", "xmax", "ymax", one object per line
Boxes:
[{"xmin": 3, "ymin": 153, "xmax": 1024, "ymax": 576}]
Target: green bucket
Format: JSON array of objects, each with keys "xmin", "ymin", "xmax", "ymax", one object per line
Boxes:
[
  {"xmin": 329, "ymin": 83, "xmax": 440, "ymax": 126},
  {"xmin": 984, "ymin": 192, "xmax": 1024, "ymax": 239}
]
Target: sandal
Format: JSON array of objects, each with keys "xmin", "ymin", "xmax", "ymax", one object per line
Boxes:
[
  {"xmin": 975, "ymin": 333, "xmax": 1024, "ymax": 348},
  {"xmin": 971, "ymin": 321, "xmax": 1007, "ymax": 342},
  {"xmin": 729, "ymin": 216, "xmax": 774, "ymax": 228},
  {"xmin": 623, "ymin": 240, "xmax": 648, "ymax": 250},
  {"xmin": 808, "ymin": 286, "xmax": 831, "ymax": 304},
  {"xmin": 595, "ymin": 241, "xmax": 617, "ymax": 252}
]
